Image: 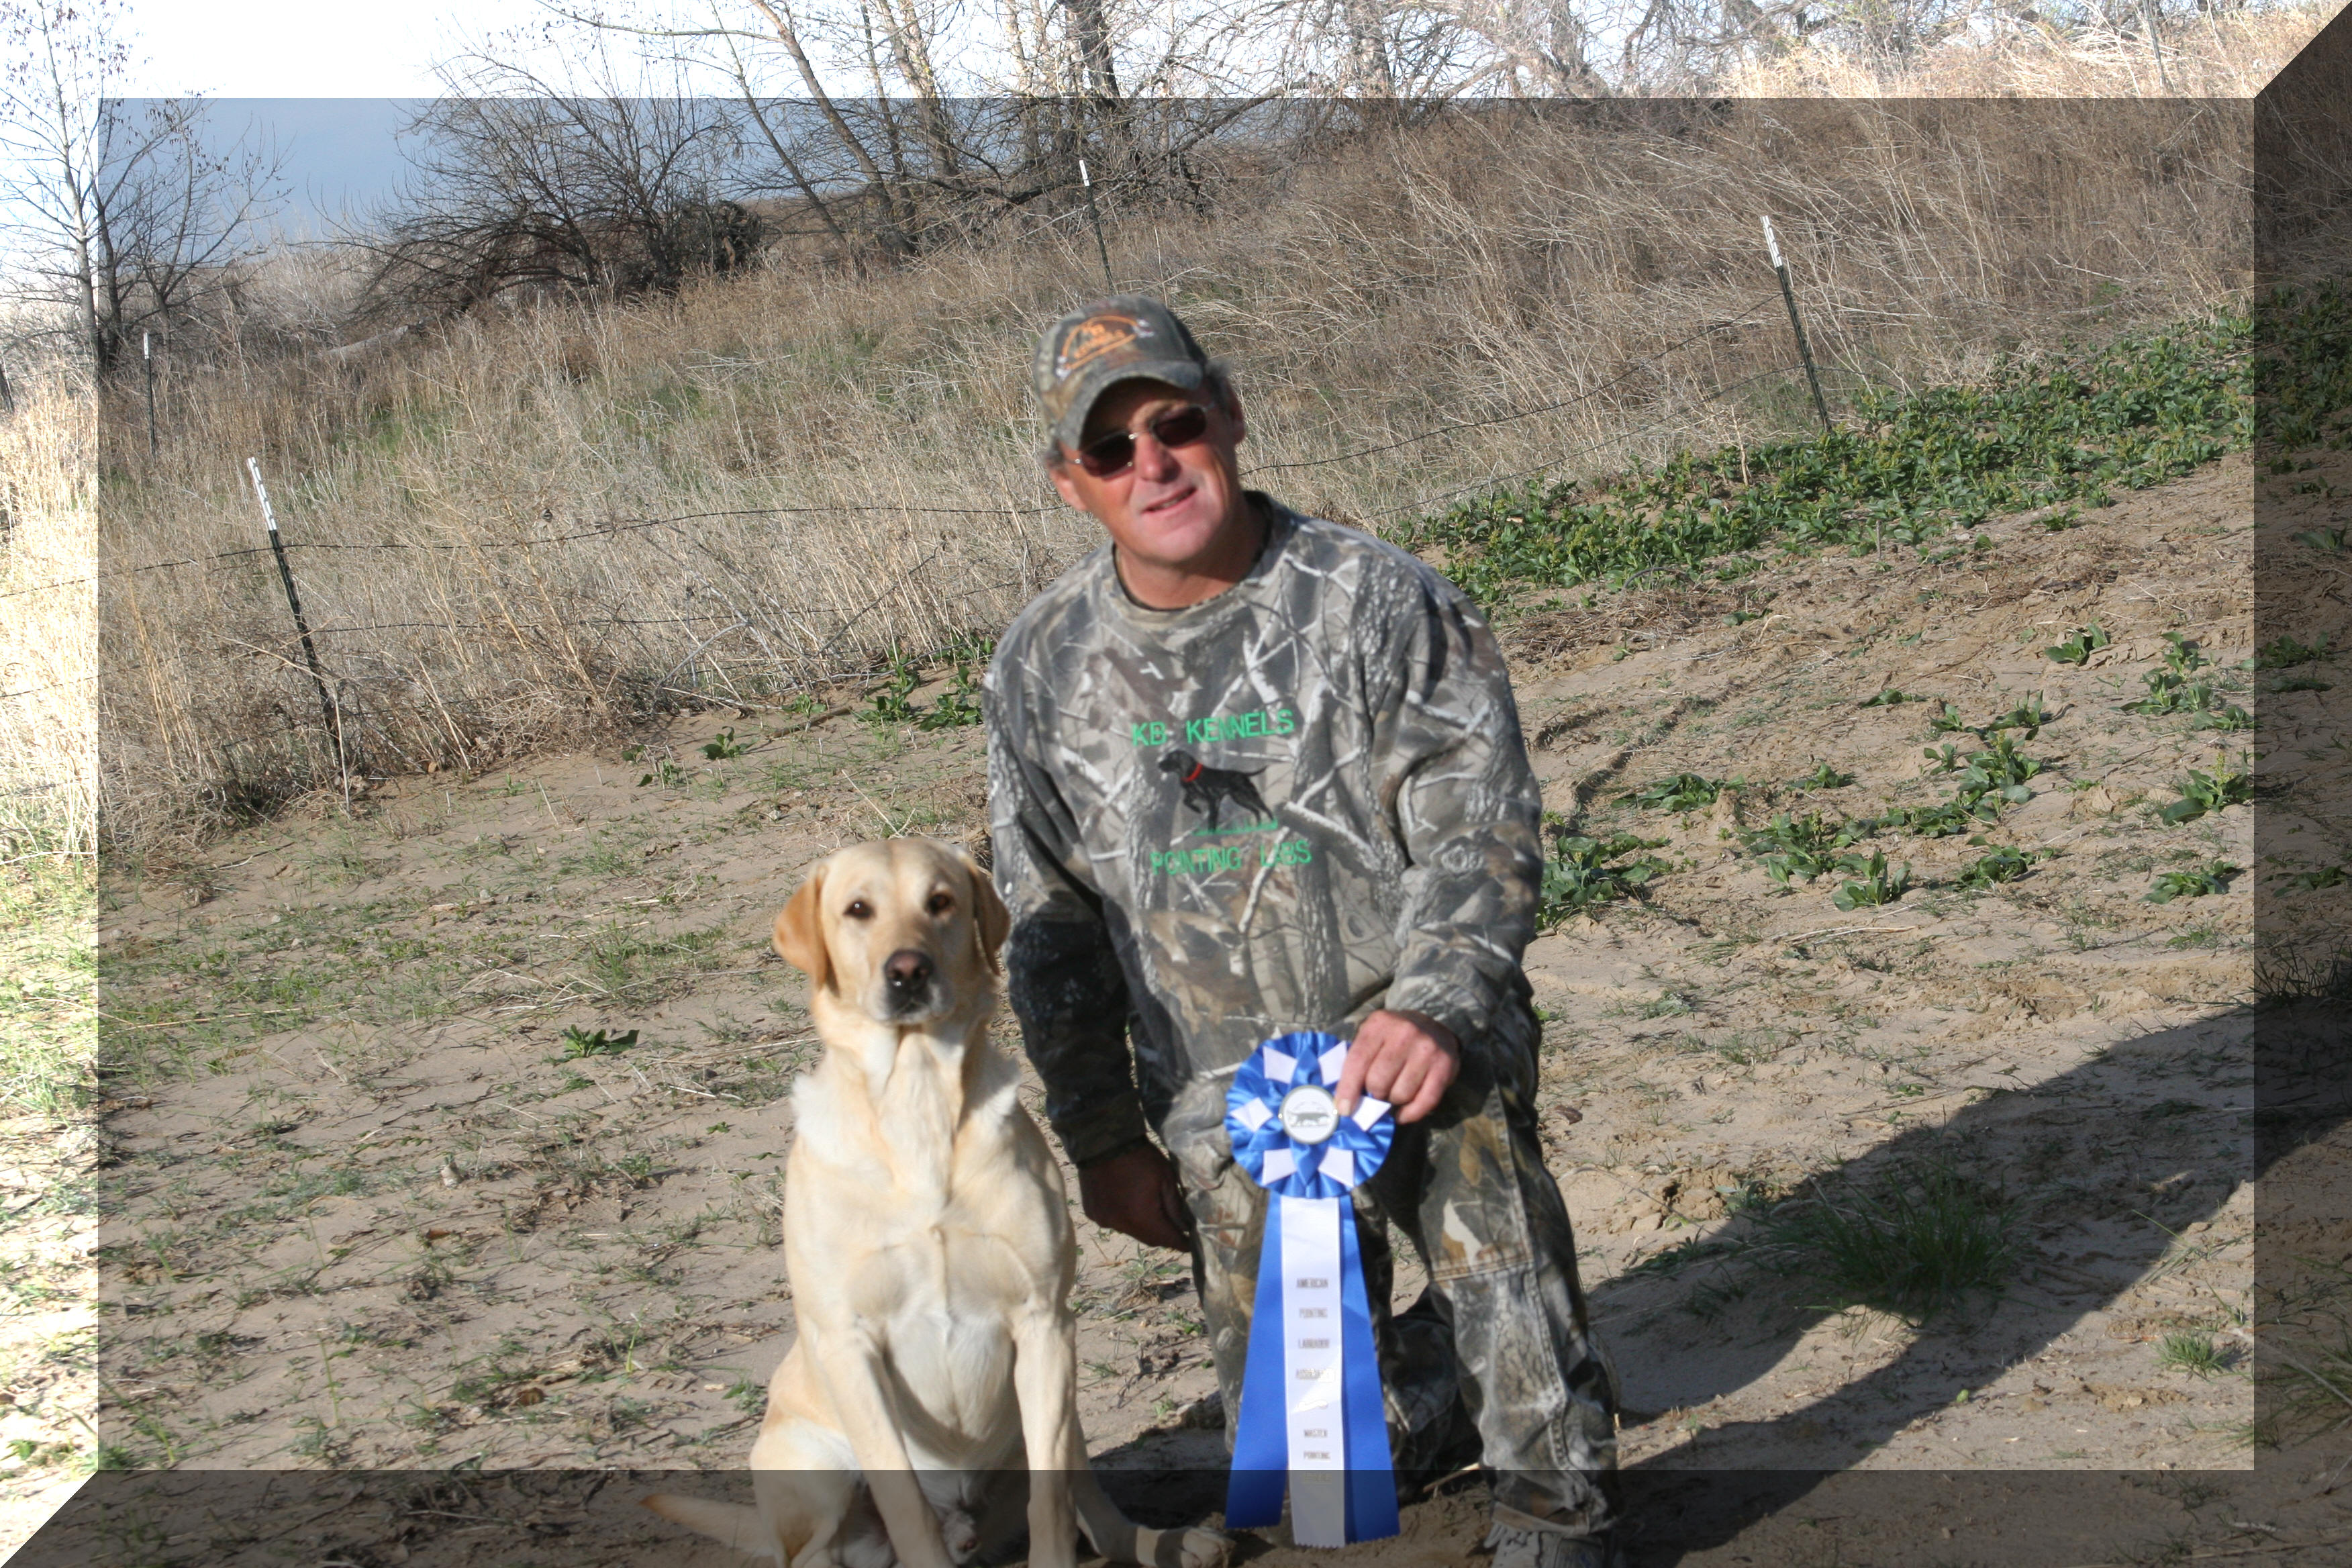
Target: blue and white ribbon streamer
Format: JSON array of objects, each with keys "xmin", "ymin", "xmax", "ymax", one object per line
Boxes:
[{"xmin": 1224, "ymin": 1031, "xmax": 1400, "ymax": 1547}]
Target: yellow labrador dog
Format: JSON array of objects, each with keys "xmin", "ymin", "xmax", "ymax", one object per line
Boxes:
[{"xmin": 646, "ymin": 838, "xmax": 1227, "ymax": 1568}]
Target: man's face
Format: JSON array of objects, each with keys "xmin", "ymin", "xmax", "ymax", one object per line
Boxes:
[{"xmin": 1048, "ymin": 378, "xmax": 1249, "ymax": 586}]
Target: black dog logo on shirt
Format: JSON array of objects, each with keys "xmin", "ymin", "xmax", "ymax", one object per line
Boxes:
[{"xmin": 1159, "ymin": 750, "xmax": 1272, "ymax": 830}]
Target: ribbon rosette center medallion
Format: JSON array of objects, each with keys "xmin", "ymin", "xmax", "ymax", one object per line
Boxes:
[
  {"xmin": 1224, "ymin": 1031, "xmax": 1401, "ymax": 1547},
  {"xmin": 1277, "ymin": 1085, "xmax": 1340, "ymax": 1144}
]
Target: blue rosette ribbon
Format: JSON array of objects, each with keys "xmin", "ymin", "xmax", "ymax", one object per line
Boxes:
[{"xmin": 1222, "ymin": 1030, "xmax": 1400, "ymax": 1547}]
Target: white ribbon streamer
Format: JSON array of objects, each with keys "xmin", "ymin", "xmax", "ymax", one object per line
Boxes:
[{"xmin": 1280, "ymin": 1195, "xmax": 1347, "ymax": 1546}]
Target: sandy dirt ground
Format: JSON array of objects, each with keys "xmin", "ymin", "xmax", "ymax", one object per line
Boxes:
[
  {"xmin": 13, "ymin": 451, "xmax": 2351, "ymax": 1565},
  {"xmin": 0, "ymin": 1117, "xmax": 93, "ymax": 1561}
]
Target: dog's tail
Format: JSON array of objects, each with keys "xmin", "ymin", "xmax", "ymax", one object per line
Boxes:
[{"xmin": 641, "ymin": 1492, "xmax": 779, "ymax": 1559}]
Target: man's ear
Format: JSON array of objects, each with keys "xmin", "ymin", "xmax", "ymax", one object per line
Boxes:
[
  {"xmin": 1047, "ymin": 454, "xmax": 1086, "ymax": 513},
  {"xmin": 1221, "ymin": 383, "xmax": 1245, "ymax": 447},
  {"xmin": 965, "ymin": 852, "xmax": 1010, "ymax": 975},
  {"xmin": 774, "ymin": 865, "xmax": 831, "ymax": 991}
]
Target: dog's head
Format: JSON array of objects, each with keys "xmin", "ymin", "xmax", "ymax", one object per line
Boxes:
[
  {"xmin": 1158, "ymin": 750, "xmax": 1197, "ymax": 777},
  {"xmin": 773, "ymin": 838, "xmax": 1009, "ymax": 1027}
]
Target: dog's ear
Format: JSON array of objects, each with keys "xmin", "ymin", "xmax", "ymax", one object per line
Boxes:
[
  {"xmin": 774, "ymin": 864, "xmax": 832, "ymax": 991},
  {"xmin": 966, "ymin": 854, "xmax": 1010, "ymax": 975}
]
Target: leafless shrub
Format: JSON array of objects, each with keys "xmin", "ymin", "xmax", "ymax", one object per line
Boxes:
[{"xmin": 352, "ymin": 45, "xmax": 765, "ymax": 324}]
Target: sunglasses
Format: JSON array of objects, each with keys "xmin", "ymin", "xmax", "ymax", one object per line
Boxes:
[{"xmin": 1071, "ymin": 403, "xmax": 1213, "ymax": 478}]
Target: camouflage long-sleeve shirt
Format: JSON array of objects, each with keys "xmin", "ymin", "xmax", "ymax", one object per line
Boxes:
[{"xmin": 983, "ymin": 495, "xmax": 1545, "ymax": 1167}]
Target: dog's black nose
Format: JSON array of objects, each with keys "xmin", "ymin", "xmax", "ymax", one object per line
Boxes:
[{"xmin": 883, "ymin": 949, "xmax": 934, "ymax": 993}]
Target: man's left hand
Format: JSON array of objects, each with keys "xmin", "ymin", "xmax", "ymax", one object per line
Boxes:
[{"xmin": 1333, "ymin": 1009, "xmax": 1459, "ymax": 1124}]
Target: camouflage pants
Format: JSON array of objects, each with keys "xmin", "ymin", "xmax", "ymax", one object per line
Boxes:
[{"xmin": 1158, "ymin": 1065, "xmax": 1620, "ymax": 1538}]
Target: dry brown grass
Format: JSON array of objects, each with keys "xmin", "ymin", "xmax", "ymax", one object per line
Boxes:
[
  {"xmin": 100, "ymin": 98, "xmax": 2255, "ymax": 852},
  {"xmin": 1, "ymin": 365, "xmax": 96, "ymax": 861}
]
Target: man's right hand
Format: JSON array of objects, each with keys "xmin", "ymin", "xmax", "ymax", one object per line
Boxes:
[{"xmin": 1077, "ymin": 1141, "xmax": 1193, "ymax": 1251}]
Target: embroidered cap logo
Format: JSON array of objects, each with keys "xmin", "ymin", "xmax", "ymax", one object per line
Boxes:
[{"xmin": 1055, "ymin": 313, "xmax": 1153, "ymax": 382}]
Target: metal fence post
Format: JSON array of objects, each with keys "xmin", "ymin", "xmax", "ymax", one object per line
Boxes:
[
  {"xmin": 246, "ymin": 456, "xmax": 354, "ymax": 781},
  {"xmin": 1762, "ymin": 215, "xmax": 1834, "ymax": 435}
]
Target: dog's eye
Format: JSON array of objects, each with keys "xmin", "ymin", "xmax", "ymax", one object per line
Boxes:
[
  {"xmin": 844, "ymin": 899, "xmax": 873, "ymax": 920},
  {"xmin": 926, "ymin": 892, "xmax": 954, "ymax": 916}
]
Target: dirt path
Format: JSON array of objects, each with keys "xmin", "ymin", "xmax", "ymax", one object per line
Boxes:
[{"xmin": 33, "ymin": 454, "xmax": 2350, "ymax": 1562}]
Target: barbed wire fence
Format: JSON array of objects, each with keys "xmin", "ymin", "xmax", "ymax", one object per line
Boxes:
[{"xmin": 23, "ymin": 259, "xmax": 1885, "ymax": 840}]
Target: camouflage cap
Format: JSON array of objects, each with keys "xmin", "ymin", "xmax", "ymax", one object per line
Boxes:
[{"xmin": 1032, "ymin": 295, "xmax": 1212, "ymax": 455}]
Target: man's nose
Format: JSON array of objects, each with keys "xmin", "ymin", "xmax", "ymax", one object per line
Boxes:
[
  {"xmin": 1132, "ymin": 430, "xmax": 1181, "ymax": 481},
  {"xmin": 883, "ymin": 948, "xmax": 934, "ymax": 993}
]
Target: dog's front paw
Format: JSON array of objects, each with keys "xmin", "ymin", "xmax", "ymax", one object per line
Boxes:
[
  {"xmin": 941, "ymin": 1506, "xmax": 981, "ymax": 1564},
  {"xmin": 1161, "ymin": 1526, "xmax": 1231, "ymax": 1568}
]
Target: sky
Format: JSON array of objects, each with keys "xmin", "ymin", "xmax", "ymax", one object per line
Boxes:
[
  {"xmin": 189, "ymin": 101, "xmax": 418, "ymax": 234},
  {"xmin": 118, "ymin": 0, "xmax": 1020, "ymax": 234},
  {"xmin": 125, "ymin": 2, "xmax": 540, "ymax": 98},
  {"xmin": 114, "ymin": 1, "xmax": 547, "ymax": 232}
]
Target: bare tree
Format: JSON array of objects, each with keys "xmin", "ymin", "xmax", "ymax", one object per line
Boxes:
[
  {"xmin": 356, "ymin": 43, "xmax": 763, "ymax": 318},
  {"xmin": 498, "ymin": 1, "xmax": 1269, "ymax": 264},
  {"xmin": 0, "ymin": 0, "xmax": 281, "ymax": 375}
]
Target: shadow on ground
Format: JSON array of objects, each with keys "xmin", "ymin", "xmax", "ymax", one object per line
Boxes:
[{"xmin": 1602, "ymin": 989, "xmax": 2341, "ymax": 1565}]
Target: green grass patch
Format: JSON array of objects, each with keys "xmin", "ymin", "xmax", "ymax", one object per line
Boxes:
[
  {"xmin": 2257, "ymin": 279, "xmax": 2352, "ymax": 454},
  {"xmin": 2147, "ymin": 861, "xmax": 2239, "ymax": 903},
  {"xmin": 1830, "ymin": 850, "xmax": 1911, "ymax": 911},
  {"xmin": 2156, "ymin": 1332, "xmax": 2232, "ymax": 1378},
  {"xmin": 1393, "ymin": 315, "xmax": 2248, "ymax": 605},
  {"xmin": 581, "ymin": 922, "xmax": 732, "ymax": 996},
  {"xmin": 1741, "ymin": 811, "xmax": 1871, "ymax": 889},
  {"xmin": 1, "ymin": 861, "xmax": 95, "ymax": 1116},
  {"xmin": 1957, "ymin": 846, "xmax": 2038, "ymax": 889},
  {"xmin": 1621, "ymin": 773, "xmax": 1741, "ymax": 812},
  {"xmin": 2158, "ymin": 755, "xmax": 2250, "ymax": 825},
  {"xmin": 1537, "ymin": 830, "xmax": 1670, "ymax": 925},
  {"xmin": 2043, "ymin": 624, "xmax": 2110, "ymax": 666},
  {"xmin": 2257, "ymin": 634, "xmax": 2333, "ymax": 670},
  {"xmin": 862, "ymin": 638, "xmax": 991, "ymax": 731},
  {"xmin": 1763, "ymin": 1156, "xmax": 2018, "ymax": 1322},
  {"xmin": 558, "ymin": 1026, "xmax": 640, "ymax": 1059}
]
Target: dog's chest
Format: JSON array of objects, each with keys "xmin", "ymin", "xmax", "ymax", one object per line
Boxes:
[
  {"xmin": 851, "ymin": 1218, "xmax": 1026, "ymax": 1441},
  {"xmin": 834, "ymin": 1189, "xmax": 1034, "ymax": 1315},
  {"xmin": 882, "ymin": 1276, "xmax": 1016, "ymax": 1377}
]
